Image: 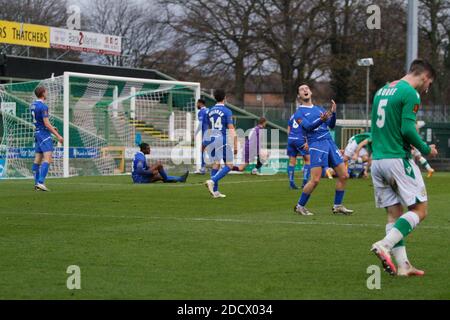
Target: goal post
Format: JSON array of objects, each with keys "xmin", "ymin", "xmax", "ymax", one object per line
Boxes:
[{"xmin": 0, "ymin": 72, "xmax": 202, "ymax": 179}]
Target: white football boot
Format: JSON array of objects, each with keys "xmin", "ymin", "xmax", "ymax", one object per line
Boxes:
[
  {"xmin": 205, "ymin": 180, "xmax": 215, "ymax": 196},
  {"xmin": 213, "ymin": 192, "xmax": 226, "ymax": 198},
  {"xmin": 371, "ymin": 241, "xmax": 397, "ymax": 276},
  {"xmin": 294, "ymin": 205, "xmax": 314, "ymax": 216},
  {"xmin": 35, "ymin": 183, "xmax": 50, "ymax": 192},
  {"xmin": 397, "ymin": 262, "xmax": 425, "ymax": 277}
]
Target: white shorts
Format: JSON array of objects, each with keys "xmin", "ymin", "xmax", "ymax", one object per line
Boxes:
[
  {"xmin": 371, "ymin": 158, "xmax": 427, "ymax": 208},
  {"xmin": 344, "ymin": 139, "xmax": 368, "ymax": 159}
]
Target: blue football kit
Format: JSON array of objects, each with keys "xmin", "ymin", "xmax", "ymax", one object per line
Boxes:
[
  {"xmin": 294, "ymin": 105, "xmax": 343, "ymax": 169},
  {"xmin": 31, "ymin": 100, "xmax": 53, "ymax": 154}
]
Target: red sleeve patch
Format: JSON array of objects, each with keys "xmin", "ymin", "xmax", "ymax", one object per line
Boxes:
[{"xmin": 413, "ymin": 104, "xmax": 420, "ymax": 113}]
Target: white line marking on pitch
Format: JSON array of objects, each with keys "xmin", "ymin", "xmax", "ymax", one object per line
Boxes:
[
  {"xmin": 1, "ymin": 211, "xmax": 449, "ymax": 231},
  {"xmin": 37, "ymin": 178, "xmax": 289, "ymax": 188}
]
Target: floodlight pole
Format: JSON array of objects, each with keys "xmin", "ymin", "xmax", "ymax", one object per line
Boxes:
[
  {"xmin": 366, "ymin": 67, "xmax": 370, "ymax": 131},
  {"xmin": 406, "ymin": 0, "xmax": 418, "ymax": 72},
  {"xmin": 357, "ymin": 58, "xmax": 373, "ymax": 131}
]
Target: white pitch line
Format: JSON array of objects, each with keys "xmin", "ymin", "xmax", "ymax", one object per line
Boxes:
[
  {"xmin": 1, "ymin": 211, "xmax": 449, "ymax": 231},
  {"xmin": 39, "ymin": 178, "xmax": 289, "ymax": 188}
]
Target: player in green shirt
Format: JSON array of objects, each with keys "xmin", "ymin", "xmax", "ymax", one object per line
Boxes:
[
  {"xmin": 344, "ymin": 132, "xmax": 372, "ymax": 177},
  {"xmin": 370, "ymin": 59, "xmax": 438, "ymax": 277}
]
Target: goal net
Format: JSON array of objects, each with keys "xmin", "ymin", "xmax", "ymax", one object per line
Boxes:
[{"xmin": 0, "ymin": 72, "xmax": 201, "ymax": 179}]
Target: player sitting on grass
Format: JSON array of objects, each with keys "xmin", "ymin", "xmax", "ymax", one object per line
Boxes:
[
  {"xmin": 232, "ymin": 117, "xmax": 267, "ymax": 174},
  {"xmin": 132, "ymin": 143, "xmax": 189, "ymax": 184},
  {"xmin": 31, "ymin": 86, "xmax": 64, "ymax": 192},
  {"xmin": 204, "ymin": 89, "xmax": 237, "ymax": 198},
  {"xmin": 370, "ymin": 59, "xmax": 438, "ymax": 277},
  {"xmin": 293, "ymin": 84, "xmax": 353, "ymax": 216}
]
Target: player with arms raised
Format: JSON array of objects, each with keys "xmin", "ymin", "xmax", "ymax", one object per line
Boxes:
[
  {"xmin": 204, "ymin": 89, "xmax": 237, "ymax": 198},
  {"xmin": 30, "ymin": 86, "xmax": 64, "ymax": 191},
  {"xmin": 293, "ymin": 85, "xmax": 353, "ymax": 216},
  {"xmin": 370, "ymin": 59, "xmax": 438, "ymax": 276}
]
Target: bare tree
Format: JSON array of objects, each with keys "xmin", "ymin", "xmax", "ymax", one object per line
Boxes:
[
  {"xmin": 326, "ymin": 0, "xmax": 369, "ymax": 102},
  {"xmin": 419, "ymin": 0, "xmax": 450, "ymax": 104},
  {"xmin": 255, "ymin": 0, "xmax": 329, "ymax": 106},
  {"xmin": 84, "ymin": 0, "xmax": 170, "ymax": 67},
  {"xmin": 0, "ymin": 0, "xmax": 75, "ymax": 59},
  {"xmin": 161, "ymin": 0, "xmax": 263, "ymax": 106}
]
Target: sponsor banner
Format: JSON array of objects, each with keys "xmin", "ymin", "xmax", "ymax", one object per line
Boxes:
[
  {"xmin": 0, "ymin": 159, "xmax": 6, "ymax": 179},
  {"xmin": 0, "ymin": 20, "xmax": 50, "ymax": 48},
  {"xmin": 50, "ymin": 27, "xmax": 121, "ymax": 55},
  {"xmin": 125, "ymin": 147, "xmax": 193, "ymax": 161},
  {"xmin": 1, "ymin": 102, "xmax": 17, "ymax": 116},
  {"xmin": 4, "ymin": 147, "xmax": 100, "ymax": 159}
]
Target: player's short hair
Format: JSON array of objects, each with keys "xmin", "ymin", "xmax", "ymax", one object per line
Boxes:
[
  {"xmin": 258, "ymin": 117, "xmax": 267, "ymax": 125},
  {"xmin": 139, "ymin": 143, "xmax": 150, "ymax": 151},
  {"xmin": 214, "ymin": 89, "xmax": 226, "ymax": 102},
  {"xmin": 34, "ymin": 86, "xmax": 47, "ymax": 98},
  {"xmin": 408, "ymin": 59, "xmax": 436, "ymax": 80},
  {"xmin": 197, "ymin": 99, "xmax": 206, "ymax": 105}
]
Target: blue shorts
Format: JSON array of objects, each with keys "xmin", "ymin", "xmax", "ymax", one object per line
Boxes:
[
  {"xmin": 309, "ymin": 139, "xmax": 343, "ymax": 169},
  {"xmin": 204, "ymin": 142, "xmax": 234, "ymax": 164},
  {"xmin": 287, "ymin": 138, "xmax": 308, "ymax": 158},
  {"xmin": 35, "ymin": 133, "xmax": 53, "ymax": 154}
]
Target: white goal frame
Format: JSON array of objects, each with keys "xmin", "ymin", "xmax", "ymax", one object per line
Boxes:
[{"xmin": 62, "ymin": 72, "xmax": 202, "ymax": 178}]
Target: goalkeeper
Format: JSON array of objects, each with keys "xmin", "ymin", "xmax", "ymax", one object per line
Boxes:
[
  {"xmin": 132, "ymin": 143, "xmax": 189, "ymax": 184},
  {"xmin": 232, "ymin": 117, "xmax": 267, "ymax": 174}
]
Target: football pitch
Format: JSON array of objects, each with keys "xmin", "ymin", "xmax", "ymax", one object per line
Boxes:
[{"xmin": 0, "ymin": 173, "xmax": 449, "ymax": 300}]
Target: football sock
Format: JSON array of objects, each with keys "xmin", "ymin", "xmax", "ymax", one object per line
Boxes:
[
  {"xmin": 298, "ymin": 192, "xmax": 311, "ymax": 207},
  {"xmin": 212, "ymin": 166, "xmax": 231, "ymax": 183},
  {"xmin": 255, "ymin": 159, "xmax": 263, "ymax": 170},
  {"xmin": 334, "ymin": 190, "xmax": 345, "ymax": 206},
  {"xmin": 386, "ymin": 223, "xmax": 408, "ymax": 268},
  {"xmin": 382, "ymin": 211, "xmax": 420, "ymax": 249},
  {"xmin": 322, "ymin": 167, "xmax": 329, "ymax": 178},
  {"xmin": 419, "ymin": 157, "xmax": 432, "ymax": 171},
  {"xmin": 158, "ymin": 168, "xmax": 179, "ymax": 183},
  {"xmin": 302, "ymin": 164, "xmax": 310, "ymax": 187},
  {"xmin": 201, "ymin": 152, "xmax": 206, "ymax": 169},
  {"xmin": 32, "ymin": 163, "xmax": 40, "ymax": 185},
  {"xmin": 38, "ymin": 162, "xmax": 50, "ymax": 184},
  {"xmin": 288, "ymin": 165, "xmax": 295, "ymax": 183},
  {"xmin": 211, "ymin": 169, "xmax": 219, "ymax": 192}
]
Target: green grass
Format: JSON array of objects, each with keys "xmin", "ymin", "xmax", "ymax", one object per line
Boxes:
[{"xmin": 0, "ymin": 172, "xmax": 449, "ymax": 300}]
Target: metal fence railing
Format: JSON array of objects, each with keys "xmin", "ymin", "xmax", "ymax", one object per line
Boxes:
[{"xmin": 241, "ymin": 104, "xmax": 450, "ymax": 124}]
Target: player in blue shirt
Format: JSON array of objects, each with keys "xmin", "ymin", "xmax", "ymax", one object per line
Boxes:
[
  {"xmin": 132, "ymin": 143, "xmax": 189, "ymax": 184},
  {"xmin": 293, "ymin": 84, "xmax": 353, "ymax": 216},
  {"xmin": 204, "ymin": 89, "xmax": 237, "ymax": 198},
  {"xmin": 31, "ymin": 86, "xmax": 64, "ymax": 191},
  {"xmin": 194, "ymin": 99, "xmax": 208, "ymax": 175},
  {"xmin": 287, "ymin": 108, "xmax": 311, "ymax": 189}
]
